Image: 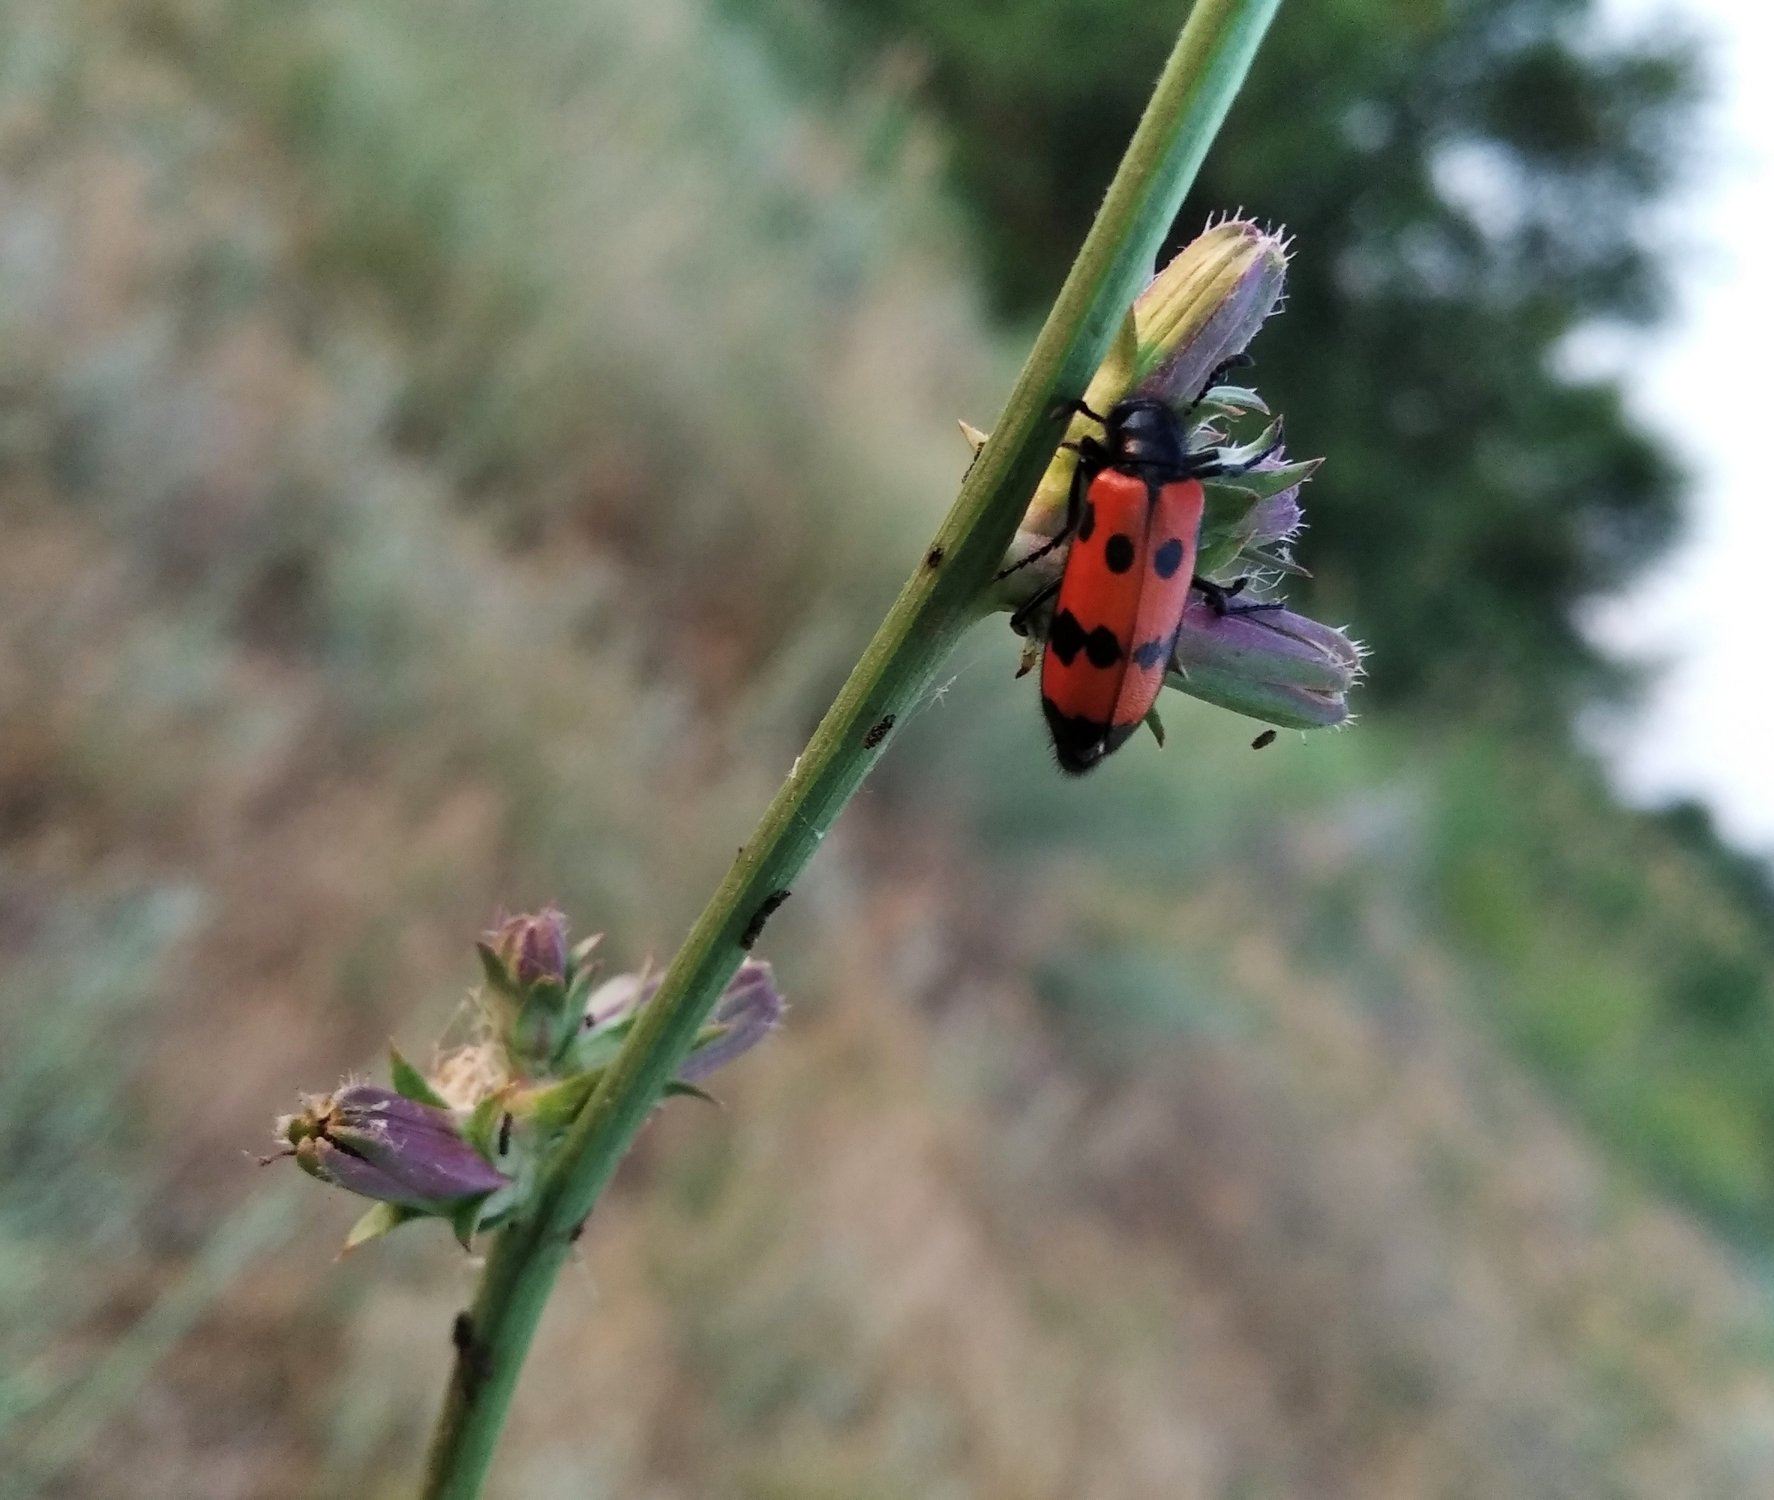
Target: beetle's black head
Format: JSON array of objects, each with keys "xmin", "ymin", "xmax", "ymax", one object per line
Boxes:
[{"xmin": 1102, "ymin": 396, "xmax": 1191, "ymax": 474}]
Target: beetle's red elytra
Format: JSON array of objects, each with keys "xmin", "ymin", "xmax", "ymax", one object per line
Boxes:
[{"xmin": 1026, "ymin": 395, "xmax": 1273, "ymax": 774}]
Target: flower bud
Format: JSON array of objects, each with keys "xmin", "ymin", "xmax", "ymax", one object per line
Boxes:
[
  {"xmin": 477, "ymin": 906, "xmax": 596, "ymax": 1068},
  {"xmin": 1167, "ymin": 599, "xmax": 1362, "ymax": 730},
  {"xmin": 562, "ymin": 961, "xmax": 784, "ymax": 1080},
  {"xmin": 679, "ymin": 961, "xmax": 784, "ymax": 1082},
  {"xmin": 1132, "ymin": 218, "xmax": 1288, "ymax": 409},
  {"xmin": 1195, "ymin": 448, "xmax": 1320, "ymax": 581},
  {"xmin": 482, "ymin": 905, "xmax": 570, "ymax": 992},
  {"xmin": 578, "ymin": 971, "xmax": 654, "ymax": 1032},
  {"xmin": 1245, "ymin": 474, "xmax": 1303, "ymax": 551},
  {"xmin": 277, "ymin": 1084, "xmax": 509, "ymax": 1211},
  {"xmin": 1022, "ymin": 219, "xmax": 1290, "ymax": 538}
]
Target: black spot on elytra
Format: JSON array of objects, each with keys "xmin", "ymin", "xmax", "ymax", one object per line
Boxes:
[
  {"xmin": 1153, "ymin": 538, "xmax": 1185, "ymax": 579},
  {"xmin": 1048, "ymin": 608, "xmax": 1087, "ymax": 666},
  {"xmin": 1077, "ymin": 500, "xmax": 1096, "ymax": 542},
  {"xmin": 1104, "ymin": 534, "xmax": 1136, "ymax": 573},
  {"xmin": 1085, "ymin": 626, "xmax": 1122, "ymax": 669},
  {"xmin": 1131, "ymin": 638, "xmax": 1168, "ymax": 670}
]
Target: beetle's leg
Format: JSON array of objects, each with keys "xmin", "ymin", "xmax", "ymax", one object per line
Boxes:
[
  {"xmin": 1192, "ymin": 351, "xmax": 1254, "ymax": 407},
  {"xmin": 1192, "ymin": 418, "xmax": 1285, "ymax": 481},
  {"xmin": 1192, "ymin": 575, "xmax": 1284, "ymax": 619},
  {"xmin": 1008, "ymin": 579, "xmax": 1062, "ymax": 638},
  {"xmin": 1049, "ymin": 397, "xmax": 1107, "ymax": 426},
  {"xmin": 1192, "ymin": 576, "xmax": 1240, "ymax": 616},
  {"xmin": 994, "ymin": 443, "xmax": 1100, "ymax": 581}
]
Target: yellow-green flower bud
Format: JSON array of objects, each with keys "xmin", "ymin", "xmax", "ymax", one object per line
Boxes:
[{"xmin": 1023, "ymin": 219, "xmax": 1289, "ymax": 536}]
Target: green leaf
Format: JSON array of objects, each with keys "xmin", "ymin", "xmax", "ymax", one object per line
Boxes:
[
  {"xmin": 526, "ymin": 976, "xmax": 567, "ymax": 1009},
  {"xmin": 1230, "ymin": 455, "xmax": 1322, "ymax": 500},
  {"xmin": 515, "ymin": 1069, "xmax": 606, "ymax": 1133},
  {"xmin": 342, "ymin": 1202, "xmax": 422, "ymax": 1254},
  {"xmin": 475, "ymin": 940, "xmax": 517, "ymax": 997},
  {"xmin": 663, "ymin": 1080, "xmax": 722, "ymax": 1108},
  {"xmin": 568, "ymin": 1030, "xmax": 624, "ymax": 1072},
  {"xmin": 450, "ymin": 1194, "xmax": 491, "ymax": 1251},
  {"xmin": 1211, "ymin": 417, "xmax": 1282, "ymax": 468},
  {"xmin": 1197, "ymin": 383, "xmax": 1269, "ymax": 416},
  {"xmin": 463, "ymin": 1095, "xmax": 507, "ymax": 1159},
  {"xmin": 1238, "ymin": 546, "xmax": 1311, "ymax": 577},
  {"xmin": 559, "ymin": 1010, "xmax": 639, "ymax": 1075},
  {"xmin": 1198, "ymin": 457, "xmax": 1320, "ymax": 555},
  {"xmin": 1194, "ymin": 533, "xmax": 1245, "ymax": 579},
  {"xmin": 389, "ymin": 1044, "xmax": 449, "ymax": 1108},
  {"xmin": 1202, "ymin": 484, "xmax": 1259, "ymax": 533},
  {"xmin": 564, "ymin": 965, "xmax": 599, "ymax": 1012}
]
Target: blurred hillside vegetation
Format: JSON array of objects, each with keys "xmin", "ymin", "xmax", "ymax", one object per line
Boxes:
[{"xmin": 6, "ymin": 0, "xmax": 1774, "ymax": 1496}]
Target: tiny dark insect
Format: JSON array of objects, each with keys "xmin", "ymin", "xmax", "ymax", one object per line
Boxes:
[
  {"xmin": 739, "ymin": 889, "xmax": 790, "ymax": 950},
  {"xmin": 1251, "ymin": 729, "xmax": 1277, "ymax": 750},
  {"xmin": 925, "ymin": 545, "xmax": 945, "ymax": 568},
  {"xmin": 862, "ymin": 713, "xmax": 895, "ymax": 749},
  {"xmin": 452, "ymin": 1311, "xmax": 492, "ymax": 1394},
  {"xmin": 568, "ymin": 1218, "xmax": 587, "ymax": 1244},
  {"xmin": 497, "ymin": 1112, "xmax": 513, "ymax": 1155}
]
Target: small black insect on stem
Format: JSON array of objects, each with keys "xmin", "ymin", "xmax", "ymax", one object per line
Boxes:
[
  {"xmin": 925, "ymin": 545, "xmax": 945, "ymax": 568},
  {"xmin": 862, "ymin": 713, "xmax": 895, "ymax": 749},
  {"xmin": 451, "ymin": 1312, "xmax": 492, "ymax": 1398},
  {"xmin": 739, "ymin": 889, "xmax": 790, "ymax": 950}
]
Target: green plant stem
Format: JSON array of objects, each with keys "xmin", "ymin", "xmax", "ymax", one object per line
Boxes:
[{"xmin": 419, "ymin": 2, "xmax": 1281, "ymax": 1494}]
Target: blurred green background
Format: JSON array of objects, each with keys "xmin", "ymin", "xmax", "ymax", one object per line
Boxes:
[{"xmin": 7, "ymin": 0, "xmax": 1774, "ymax": 1495}]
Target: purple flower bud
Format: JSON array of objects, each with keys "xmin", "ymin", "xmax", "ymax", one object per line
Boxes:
[
  {"xmin": 1167, "ymin": 598, "xmax": 1362, "ymax": 730},
  {"xmin": 1132, "ymin": 219, "xmax": 1289, "ymax": 409},
  {"xmin": 579, "ymin": 972, "xmax": 656, "ymax": 1031},
  {"xmin": 1241, "ymin": 461, "xmax": 1304, "ymax": 551},
  {"xmin": 278, "ymin": 1084, "xmax": 509, "ymax": 1211},
  {"xmin": 679, "ymin": 961, "xmax": 785, "ymax": 1082},
  {"xmin": 564, "ymin": 961, "xmax": 783, "ymax": 1082},
  {"xmin": 483, "ymin": 906, "xmax": 570, "ymax": 991}
]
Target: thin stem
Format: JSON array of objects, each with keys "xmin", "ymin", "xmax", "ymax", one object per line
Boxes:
[{"xmin": 419, "ymin": 2, "xmax": 1282, "ymax": 1493}]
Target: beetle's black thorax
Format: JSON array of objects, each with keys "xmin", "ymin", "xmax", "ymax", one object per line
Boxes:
[{"xmin": 1102, "ymin": 397, "xmax": 1191, "ymax": 474}]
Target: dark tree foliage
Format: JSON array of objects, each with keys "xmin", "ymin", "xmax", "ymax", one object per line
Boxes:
[{"xmin": 757, "ymin": 0, "xmax": 1701, "ymax": 720}]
